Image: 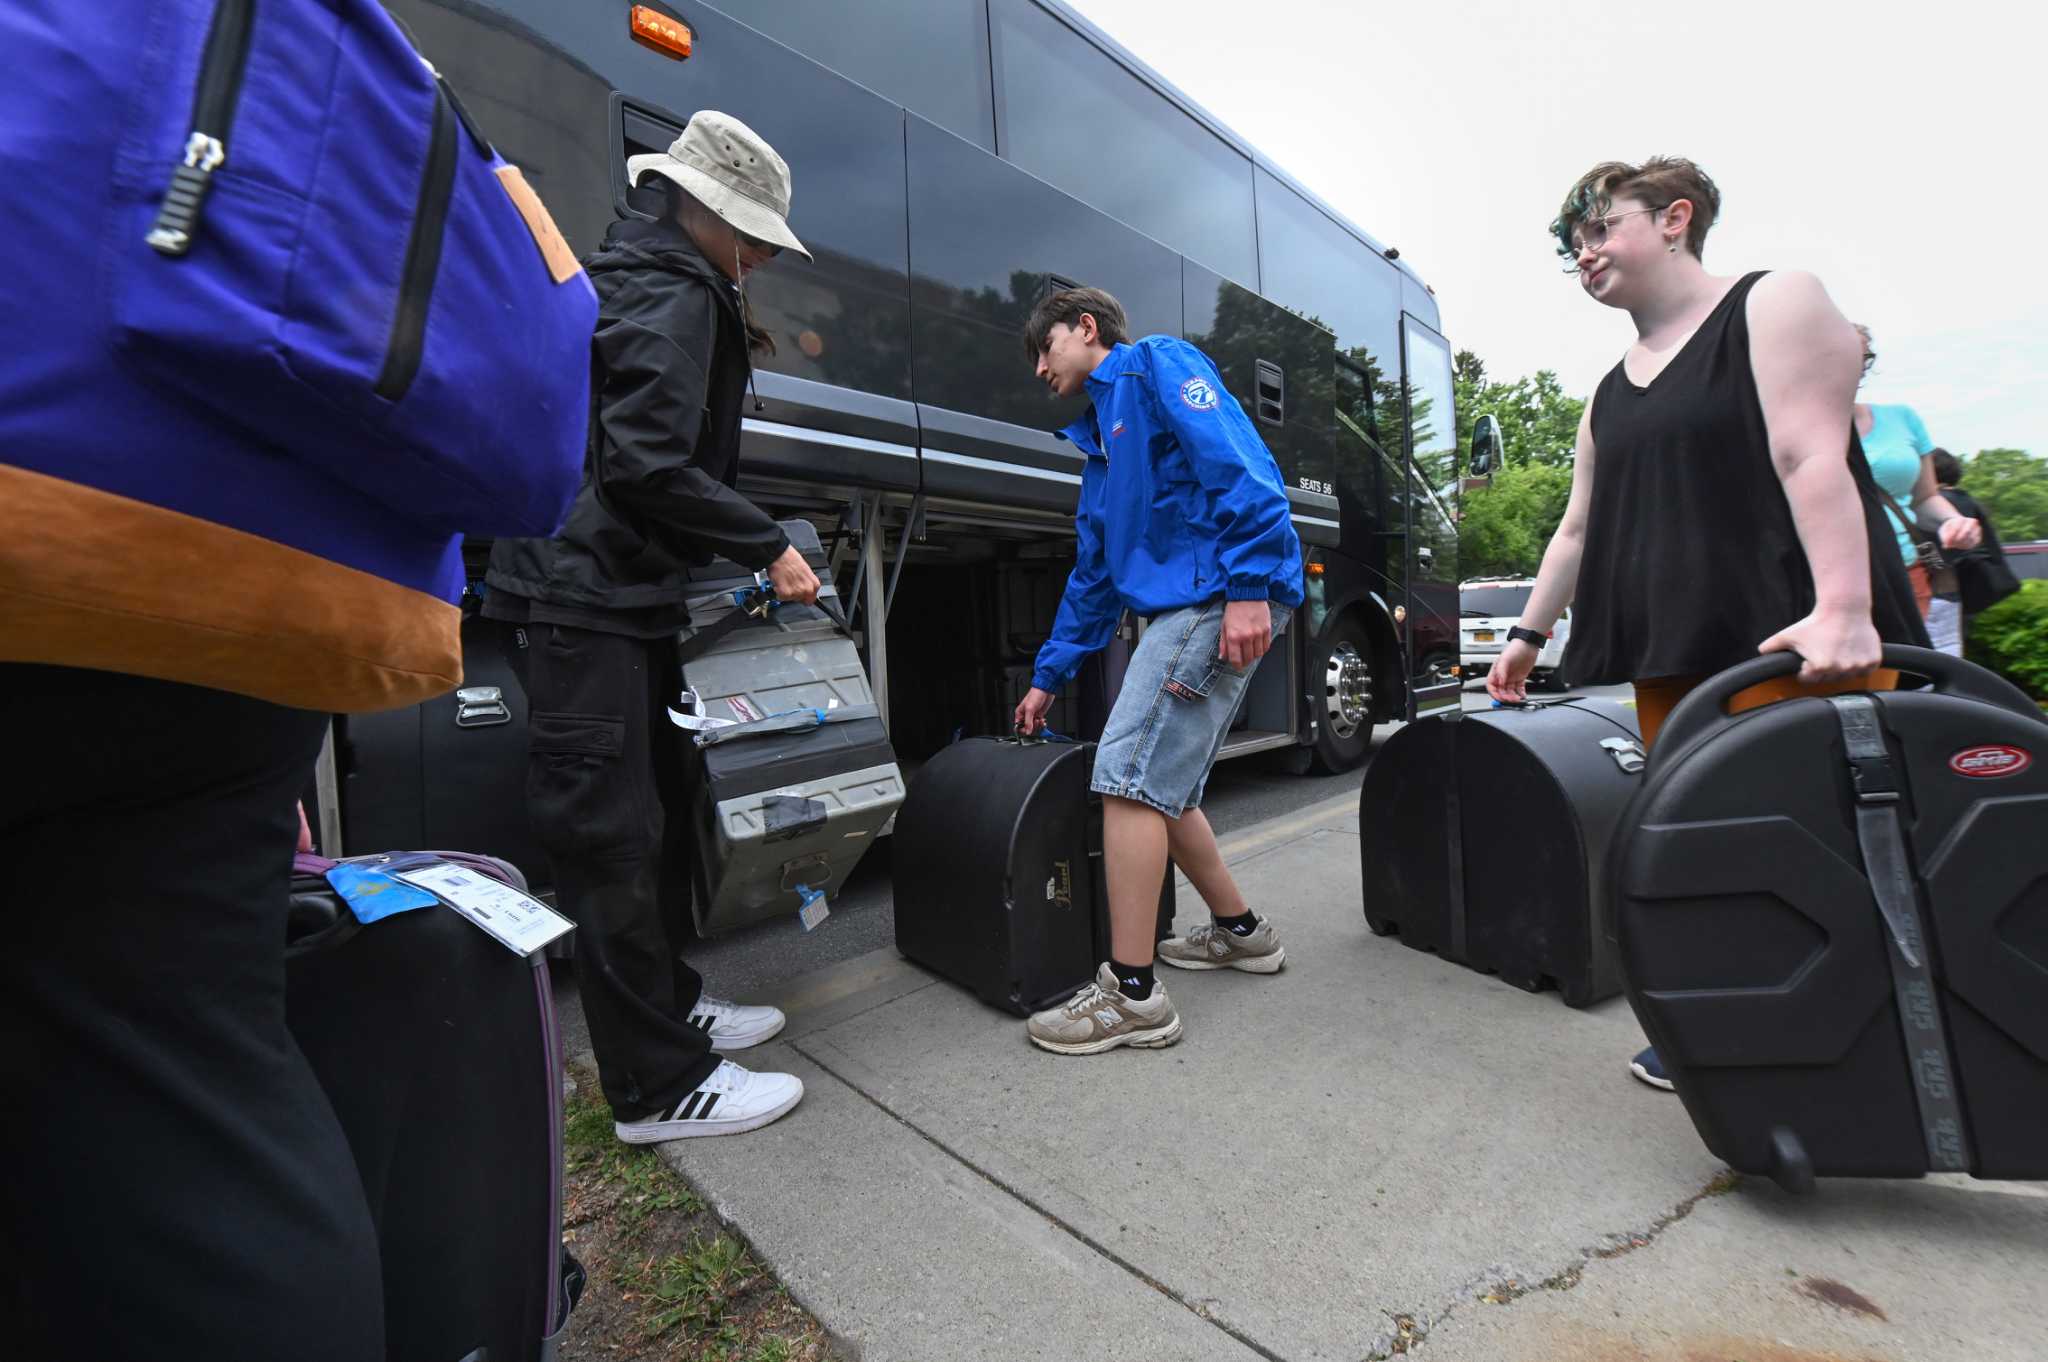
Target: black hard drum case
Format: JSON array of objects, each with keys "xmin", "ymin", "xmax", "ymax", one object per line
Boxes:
[
  {"xmin": 336, "ymin": 607, "xmax": 543, "ymax": 884},
  {"xmin": 285, "ymin": 854, "xmax": 579, "ymax": 1360},
  {"xmin": 893, "ymin": 738, "xmax": 1174, "ymax": 1016},
  {"xmin": 1359, "ymin": 697, "xmax": 1644, "ymax": 1006},
  {"xmin": 1611, "ymin": 648, "xmax": 2048, "ymax": 1192}
]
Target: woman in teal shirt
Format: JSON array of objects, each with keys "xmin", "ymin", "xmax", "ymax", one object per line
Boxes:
[{"xmin": 1852, "ymin": 327, "xmax": 1981, "ymax": 615}]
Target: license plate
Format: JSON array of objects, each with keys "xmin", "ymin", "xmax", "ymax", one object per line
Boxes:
[{"xmin": 1472, "ymin": 630, "xmax": 1495, "ymax": 642}]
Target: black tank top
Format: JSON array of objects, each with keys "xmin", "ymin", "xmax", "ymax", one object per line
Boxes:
[{"xmin": 1565, "ymin": 271, "xmax": 1927, "ymax": 684}]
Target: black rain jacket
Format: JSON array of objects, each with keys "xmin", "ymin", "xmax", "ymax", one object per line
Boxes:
[{"xmin": 484, "ymin": 209, "xmax": 787, "ymax": 633}]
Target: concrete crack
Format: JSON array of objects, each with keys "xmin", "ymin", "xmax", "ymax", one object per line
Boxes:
[
  {"xmin": 1361, "ymin": 1169, "xmax": 1742, "ymax": 1359},
  {"xmin": 793, "ymin": 1040, "xmax": 1295, "ymax": 1362}
]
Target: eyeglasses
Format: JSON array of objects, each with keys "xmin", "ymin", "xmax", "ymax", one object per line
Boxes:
[
  {"xmin": 1558, "ymin": 207, "xmax": 1665, "ymax": 272},
  {"xmin": 736, "ymin": 227, "xmax": 782, "ymax": 261}
]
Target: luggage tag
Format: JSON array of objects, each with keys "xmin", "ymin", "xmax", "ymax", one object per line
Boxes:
[
  {"xmin": 324, "ymin": 864, "xmax": 440, "ymax": 925},
  {"xmin": 391, "ymin": 862, "xmax": 576, "ymax": 957},
  {"xmin": 669, "ymin": 686, "xmax": 739, "ymax": 733},
  {"xmin": 795, "ymin": 883, "xmax": 830, "ymax": 932}
]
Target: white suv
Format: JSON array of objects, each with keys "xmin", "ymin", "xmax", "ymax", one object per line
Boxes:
[{"xmin": 1460, "ymin": 579, "xmax": 1571, "ymax": 690}]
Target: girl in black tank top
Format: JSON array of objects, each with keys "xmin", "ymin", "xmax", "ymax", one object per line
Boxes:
[
  {"xmin": 1503, "ymin": 158, "xmax": 1930, "ymax": 1094},
  {"xmin": 1488, "ymin": 159, "xmax": 1926, "ymax": 721},
  {"xmin": 1568, "ymin": 271, "xmax": 1925, "ymax": 685}
]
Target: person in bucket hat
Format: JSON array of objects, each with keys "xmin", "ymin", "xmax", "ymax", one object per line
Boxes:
[
  {"xmin": 625, "ymin": 110, "xmax": 811, "ymax": 265},
  {"xmin": 486, "ymin": 111, "xmax": 814, "ymax": 1146}
]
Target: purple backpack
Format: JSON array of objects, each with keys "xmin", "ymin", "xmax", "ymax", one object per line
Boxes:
[
  {"xmin": 0, "ymin": 0, "xmax": 594, "ymax": 711},
  {"xmin": 111, "ymin": 0, "xmax": 597, "ymax": 532}
]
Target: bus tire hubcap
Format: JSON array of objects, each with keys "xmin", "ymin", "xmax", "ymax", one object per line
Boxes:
[{"xmin": 1324, "ymin": 641, "xmax": 1373, "ymax": 741}]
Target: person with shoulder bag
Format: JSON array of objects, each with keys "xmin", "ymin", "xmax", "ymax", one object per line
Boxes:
[
  {"xmin": 1923, "ymin": 447, "xmax": 2021, "ymax": 653},
  {"xmin": 1848, "ymin": 327, "xmax": 1983, "ymax": 623},
  {"xmin": 0, "ymin": 1, "xmax": 593, "ymax": 1355}
]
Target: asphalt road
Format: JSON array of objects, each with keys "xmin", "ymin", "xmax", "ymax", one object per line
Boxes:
[{"xmin": 670, "ymin": 678, "xmax": 1634, "ymax": 1000}]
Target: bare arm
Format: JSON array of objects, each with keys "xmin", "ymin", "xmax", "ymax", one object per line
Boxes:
[
  {"xmin": 1747, "ymin": 271, "xmax": 1882, "ymax": 679},
  {"xmin": 1486, "ymin": 403, "xmax": 1595, "ymax": 702},
  {"xmin": 1909, "ymin": 456, "xmax": 1983, "ymax": 551}
]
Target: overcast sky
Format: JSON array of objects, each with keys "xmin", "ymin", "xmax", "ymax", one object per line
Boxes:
[{"xmin": 1069, "ymin": 0, "xmax": 2044, "ymax": 459}]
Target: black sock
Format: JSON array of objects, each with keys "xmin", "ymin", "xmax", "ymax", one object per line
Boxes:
[
  {"xmin": 1214, "ymin": 910, "xmax": 1260, "ymax": 937},
  {"xmin": 1110, "ymin": 959, "xmax": 1155, "ymax": 1000}
]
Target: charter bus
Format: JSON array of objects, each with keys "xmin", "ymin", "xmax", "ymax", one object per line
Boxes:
[{"xmin": 327, "ymin": 0, "xmax": 1472, "ymax": 863}]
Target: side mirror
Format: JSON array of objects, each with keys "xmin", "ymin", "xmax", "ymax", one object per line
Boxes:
[{"xmin": 1469, "ymin": 413, "xmax": 1501, "ymax": 478}]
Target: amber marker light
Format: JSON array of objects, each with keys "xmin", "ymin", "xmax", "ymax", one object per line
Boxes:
[{"xmin": 630, "ymin": 6, "xmax": 693, "ymax": 58}]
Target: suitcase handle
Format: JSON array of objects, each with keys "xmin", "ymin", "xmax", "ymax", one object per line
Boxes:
[{"xmin": 1652, "ymin": 644, "xmax": 2043, "ymax": 761}]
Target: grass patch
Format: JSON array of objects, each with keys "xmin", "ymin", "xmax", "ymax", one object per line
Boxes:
[{"xmin": 557, "ymin": 1069, "xmax": 835, "ymax": 1362}]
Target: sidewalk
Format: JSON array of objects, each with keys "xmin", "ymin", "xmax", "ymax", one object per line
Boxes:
[{"xmin": 563, "ymin": 792, "xmax": 2048, "ymax": 1362}]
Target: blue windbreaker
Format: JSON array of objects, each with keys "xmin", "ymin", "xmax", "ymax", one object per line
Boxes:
[{"xmin": 1031, "ymin": 336, "xmax": 1304, "ymax": 692}]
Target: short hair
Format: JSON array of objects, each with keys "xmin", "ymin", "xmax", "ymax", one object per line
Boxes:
[
  {"xmin": 1852, "ymin": 323, "xmax": 1876, "ymax": 378},
  {"xmin": 1023, "ymin": 286, "xmax": 1130, "ymax": 361},
  {"xmin": 1931, "ymin": 447, "xmax": 1964, "ymax": 485},
  {"xmin": 1552, "ymin": 157, "xmax": 1721, "ymax": 262}
]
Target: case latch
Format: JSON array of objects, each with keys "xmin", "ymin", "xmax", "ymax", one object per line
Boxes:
[
  {"xmin": 454, "ymin": 686, "xmax": 511, "ymax": 728},
  {"xmin": 1600, "ymin": 736, "xmax": 1646, "ymax": 775}
]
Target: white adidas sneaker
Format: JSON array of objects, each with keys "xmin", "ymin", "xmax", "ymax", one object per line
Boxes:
[
  {"xmin": 613, "ymin": 1060, "xmax": 804, "ymax": 1143},
  {"xmin": 686, "ymin": 995, "xmax": 786, "ymax": 1052}
]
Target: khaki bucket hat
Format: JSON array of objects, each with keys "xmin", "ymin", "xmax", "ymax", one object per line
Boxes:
[{"xmin": 626, "ymin": 110, "xmax": 811, "ymax": 260}]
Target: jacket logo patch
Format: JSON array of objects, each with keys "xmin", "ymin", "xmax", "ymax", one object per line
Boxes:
[
  {"xmin": 1110, "ymin": 419, "xmax": 1126, "ymax": 438},
  {"xmin": 1948, "ymin": 744, "xmax": 2031, "ymax": 778},
  {"xmin": 1178, "ymin": 376, "xmax": 1219, "ymax": 411}
]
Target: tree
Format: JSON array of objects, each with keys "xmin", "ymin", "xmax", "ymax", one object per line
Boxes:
[
  {"xmin": 1456, "ymin": 461, "xmax": 1573, "ymax": 579},
  {"xmin": 1961, "ymin": 447, "xmax": 2047, "ymax": 542},
  {"xmin": 1454, "ymin": 359, "xmax": 1586, "ymax": 471}
]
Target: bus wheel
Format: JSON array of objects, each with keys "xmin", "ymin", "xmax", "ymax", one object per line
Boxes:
[{"xmin": 1309, "ymin": 617, "xmax": 1377, "ymax": 774}]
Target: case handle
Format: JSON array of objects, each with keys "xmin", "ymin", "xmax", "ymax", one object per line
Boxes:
[{"xmin": 1650, "ymin": 644, "xmax": 2040, "ymax": 765}]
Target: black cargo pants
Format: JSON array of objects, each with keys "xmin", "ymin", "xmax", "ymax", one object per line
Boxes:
[{"xmin": 504, "ymin": 622, "xmax": 717, "ymax": 1120}]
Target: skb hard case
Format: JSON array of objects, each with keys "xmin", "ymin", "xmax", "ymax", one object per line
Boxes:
[
  {"xmin": 893, "ymin": 738, "xmax": 1174, "ymax": 1015},
  {"xmin": 1611, "ymin": 648, "xmax": 2048, "ymax": 1192},
  {"xmin": 1360, "ymin": 697, "xmax": 1643, "ymax": 1006}
]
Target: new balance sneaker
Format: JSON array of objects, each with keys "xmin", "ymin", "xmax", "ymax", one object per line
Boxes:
[
  {"xmin": 1026, "ymin": 964, "xmax": 1182, "ymax": 1055},
  {"xmin": 1157, "ymin": 917, "xmax": 1286, "ymax": 973},
  {"xmin": 613, "ymin": 1060, "xmax": 804, "ymax": 1143},
  {"xmin": 686, "ymin": 995, "xmax": 786, "ymax": 1052},
  {"xmin": 1629, "ymin": 1046, "xmax": 1675, "ymax": 1092}
]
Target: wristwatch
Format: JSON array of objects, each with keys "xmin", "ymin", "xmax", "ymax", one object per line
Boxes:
[{"xmin": 1506, "ymin": 626, "xmax": 1548, "ymax": 650}]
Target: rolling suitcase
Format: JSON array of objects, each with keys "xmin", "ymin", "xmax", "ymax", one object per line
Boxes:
[
  {"xmin": 674, "ymin": 520, "xmax": 905, "ymax": 935},
  {"xmin": 286, "ymin": 852, "xmax": 581, "ymax": 1360},
  {"xmin": 1611, "ymin": 647, "xmax": 2048, "ymax": 1192},
  {"xmin": 893, "ymin": 737, "xmax": 1174, "ymax": 1016},
  {"xmin": 1359, "ymin": 697, "xmax": 1643, "ymax": 1006}
]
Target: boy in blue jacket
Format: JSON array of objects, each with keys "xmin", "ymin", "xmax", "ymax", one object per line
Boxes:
[{"xmin": 1013, "ymin": 287, "xmax": 1304, "ymax": 1054}]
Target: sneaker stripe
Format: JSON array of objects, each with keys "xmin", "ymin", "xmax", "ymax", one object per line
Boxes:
[
  {"xmin": 698, "ymin": 1092, "xmax": 720, "ymax": 1120},
  {"xmin": 678, "ymin": 1091, "xmax": 706, "ymax": 1121}
]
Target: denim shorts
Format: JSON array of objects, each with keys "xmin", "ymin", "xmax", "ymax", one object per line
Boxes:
[{"xmin": 1091, "ymin": 598, "xmax": 1289, "ymax": 818}]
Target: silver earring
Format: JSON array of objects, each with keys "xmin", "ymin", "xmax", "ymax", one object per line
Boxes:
[{"xmin": 1667, "ymin": 241, "xmax": 1678, "ymax": 253}]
